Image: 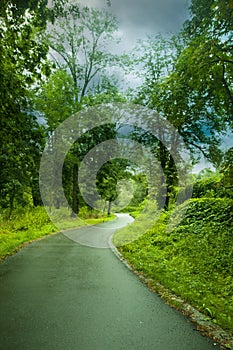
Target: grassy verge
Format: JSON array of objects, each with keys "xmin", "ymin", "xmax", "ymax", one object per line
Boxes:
[
  {"xmin": 114, "ymin": 198, "xmax": 233, "ymax": 337},
  {"xmin": 0, "ymin": 206, "xmax": 115, "ymax": 261}
]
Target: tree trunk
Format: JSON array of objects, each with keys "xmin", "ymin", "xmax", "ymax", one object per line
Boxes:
[
  {"xmin": 157, "ymin": 141, "xmax": 178, "ymax": 210},
  {"xmin": 71, "ymin": 163, "xmax": 79, "ymax": 217},
  {"xmin": 31, "ymin": 178, "xmax": 42, "ymax": 207},
  {"xmin": 8, "ymin": 187, "xmax": 15, "ymax": 218},
  {"xmin": 157, "ymin": 141, "xmax": 169, "ymax": 210},
  {"xmin": 107, "ymin": 200, "xmax": 112, "ymax": 215}
]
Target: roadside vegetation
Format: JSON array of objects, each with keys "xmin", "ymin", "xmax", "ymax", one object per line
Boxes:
[
  {"xmin": 114, "ymin": 169, "xmax": 233, "ymax": 337},
  {"xmin": 0, "ymin": 206, "xmax": 115, "ymax": 261}
]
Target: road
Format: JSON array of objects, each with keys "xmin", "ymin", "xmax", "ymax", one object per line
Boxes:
[{"xmin": 0, "ymin": 214, "xmax": 219, "ymax": 350}]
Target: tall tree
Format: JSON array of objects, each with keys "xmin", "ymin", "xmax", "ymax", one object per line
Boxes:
[
  {"xmin": 131, "ymin": 29, "xmax": 229, "ymax": 208},
  {"xmin": 131, "ymin": 35, "xmax": 188, "ymax": 208},
  {"xmin": 0, "ymin": 1, "xmax": 50, "ymax": 212},
  {"xmin": 40, "ymin": 2, "xmax": 122, "ymax": 214},
  {"xmin": 47, "ymin": 3, "xmax": 119, "ymax": 101}
]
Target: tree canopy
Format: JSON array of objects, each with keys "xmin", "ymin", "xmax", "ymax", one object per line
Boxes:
[
  {"xmin": 47, "ymin": 3, "xmax": 120, "ymax": 101},
  {"xmin": 0, "ymin": 1, "xmax": 50, "ymax": 213},
  {"xmin": 0, "ymin": 0, "xmax": 232, "ymax": 215}
]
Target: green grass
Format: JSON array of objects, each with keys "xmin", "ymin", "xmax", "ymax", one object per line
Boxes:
[
  {"xmin": 114, "ymin": 198, "xmax": 233, "ymax": 336},
  {"xmin": 0, "ymin": 206, "xmax": 115, "ymax": 261}
]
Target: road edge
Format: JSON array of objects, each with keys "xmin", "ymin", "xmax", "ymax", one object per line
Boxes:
[{"xmin": 110, "ymin": 238, "xmax": 233, "ymax": 350}]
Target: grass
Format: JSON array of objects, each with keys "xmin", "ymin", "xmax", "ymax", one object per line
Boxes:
[
  {"xmin": 0, "ymin": 206, "xmax": 115, "ymax": 261},
  {"xmin": 114, "ymin": 198, "xmax": 233, "ymax": 336}
]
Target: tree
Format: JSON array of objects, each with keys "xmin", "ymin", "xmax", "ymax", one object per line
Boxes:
[
  {"xmin": 47, "ymin": 3, "xmax": 119, "ymax": 101},
  {"xmin": 185, "ymin": 0, "xmax": 233, "ymax": 35},
  {"xmin": 0, "ymin": 1, "xmax": 50, "ymax": 212},
  {"xmin": 34, "ymin": 69, "xmax": 80, "ymax": 132},
  {"xmin": 35, "ymin": 67, "xmax": 126, "ymax": 215},
  {"xmin": 129, "ymin": 35, "xmax": 189, "ymax": 208},
  {"xmin": 133, "ymin": 34, "xmax": 181, "ymax": 107},
  {"xmin": 96, "ymin": 159, "xmax": 131, "ymax": 215},
  {"xmin": 33, "ymin": 68, "xmax": 81, "ymax": 211},
  {"xmin": 0, "ymin": 110, "xmax": 46, "ymax": 214},
  {"xmin": 40, "ymin": 2, "xmax": 122, "ymax": 215},
  {"xmin": 131, "ymin": 29, "xmax": 230, "ymax": 208},
  {"xmin": 179, "ymin": 0, "xmax": 233, "ymax": 126},
  {"xmin": 67, "ymin": 123, "xmax": 119, "ymax": 216}
]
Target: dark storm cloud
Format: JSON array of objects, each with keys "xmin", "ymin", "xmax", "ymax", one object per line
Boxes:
[
  {"xmin": 83, "ymin": 0, "xmax": 191, "ymax": 48},
  {"xmin": 78, "ymin": 0, "xmax": 191, "ymax": 88},
  {"xmin": 110, "ymin": 0, "xmax": 190, "ymax": 34}
]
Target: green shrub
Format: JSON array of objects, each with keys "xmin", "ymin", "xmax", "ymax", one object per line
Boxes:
[
  {"xmin": 0, "ymin": 205, "xmax": 115, "ymax": 260},
  {"xmin": 117, "ymin": 198, "xmax": 233, "ymax": 335}
]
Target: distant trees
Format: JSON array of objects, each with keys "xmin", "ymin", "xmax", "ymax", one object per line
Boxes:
[{"xmin": 96, "ymin": 159, "xmax": 131, "ymax": 215}]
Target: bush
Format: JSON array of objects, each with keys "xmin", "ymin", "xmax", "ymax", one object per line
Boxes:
[
  {"xmin": 117, "ymin": 198, "xmax": 233, "ymax": 335},
  {"xmin": 0, "ymin": 205, "xmax": 115, "ymax": 260}
]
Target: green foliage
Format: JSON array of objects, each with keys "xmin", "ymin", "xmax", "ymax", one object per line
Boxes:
[
  {"xmin": 47, "ymin": 3, "xmax": 120, "ymax": 100},
  {"xmin": 220, "ymin": 147, "xmax": 233, "ymax": 192},
  {"xmin": 180, "ymin": 0, "xmax": 233, "ymax": 128},
  {"xmin": 96, "ymin": 159, "xmax": 131, "ymax": 203},
  {"xmin": 117, "ymin": 198, "xmax": 233, "ymax": 334},
  {"xmin": 127, "ymin": 174, "xmax": 148, "ymax": 208},
  {"xmin": 192, "ymin": 164, "xmax": 233, "ymax": 199},
  {"xmin": 0, "ymin": 205, "xmax": 115, "ymax": 261},
  {"xmin": 133, "ymin": 34, "xmax": 181, "ymax": 107},
  {"xmin": 131, "ymin": 0, "xmax": 232, "ymax": 170},
  {"xmin": 0, "ymin": 206, "xmax": 56, "ymax": 260},
  {"xmin": 82, "ymin": 76, "xmax": 126, "ymax": 106},
  {"xmin": 0, "ymin": 115, "xmax": 46, "ymax": 212},
  {"xmin": 33, "ymin": 4, "xmax": 126, "ymax": 216},
  {"xmin": 0, "ymin": 1, "xmax": 50, "ymax": 211},
  {"xmin": 130, "ymin": 32, "xmax": 223, "ymax": 207},
  {"xmin": 33, "ymin": 69, "xmax": 80, "ymax": 131},
  {"xmin": 192, "ymin": 170, "xmax": 223, "ymax": 198},
  {"xmin": 113, "ymin": 200, "xmax": 163, "ymax": 246},
  {"xmin": 0, "ymin": 0, "xmax": 50, "ymax": 28}
]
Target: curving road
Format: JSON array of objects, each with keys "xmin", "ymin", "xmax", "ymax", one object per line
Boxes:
[{"xmin": 0, "ymin": 214, "xmax": 219, "ymax": 350}]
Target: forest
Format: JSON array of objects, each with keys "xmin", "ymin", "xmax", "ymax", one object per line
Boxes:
[{"xmin": 0, "ymin": 0, "xmax": 232, "ymax": 342}]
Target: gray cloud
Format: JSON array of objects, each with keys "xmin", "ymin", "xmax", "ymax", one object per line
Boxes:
[
  {"xmin": 110, "ymin": 0, "xmax": 190, "ymax": 33},
  {"xmin": 76, "ymin": 0, "xmax": 191, "ymax": 90},
  {"xmin": 82, "ymin": 0, "xmax": 191, "ymax": 49}
]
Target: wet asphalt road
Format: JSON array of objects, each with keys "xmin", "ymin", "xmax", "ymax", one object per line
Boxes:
[{"xmin": 0, "ymin": 214, "xmax": 220, "ymax": 350}]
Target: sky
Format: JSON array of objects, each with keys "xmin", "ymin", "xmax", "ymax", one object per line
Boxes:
[
  {"xmin": 78, "ymin": 0, "xmax": 191, "ymax": 90},
  {"xmin": 81, "ymin": 0, "xmax": 191, "ymax": 49}
]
